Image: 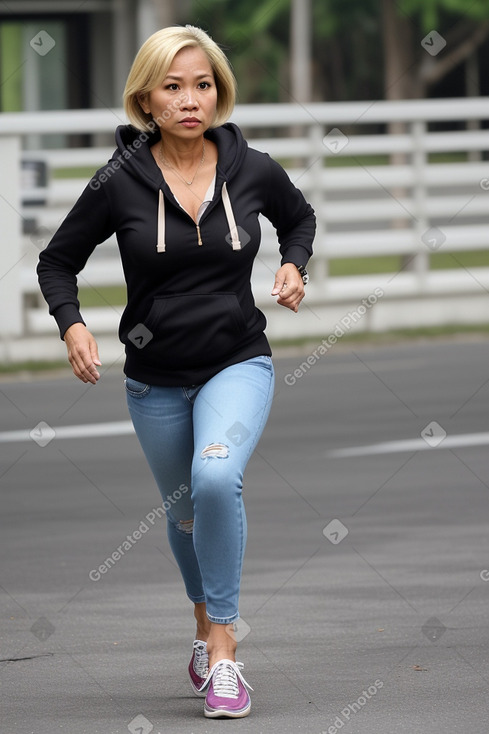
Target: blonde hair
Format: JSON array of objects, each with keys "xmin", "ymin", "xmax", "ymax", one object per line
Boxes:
[{"xmin": 123, "ymin": 25, "xmax": 236, "ymax": 131}]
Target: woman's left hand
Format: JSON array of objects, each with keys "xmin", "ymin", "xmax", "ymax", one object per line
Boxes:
[{"xmin": 271, "ymin": 263, "xmax": 305, "ymax": 313}]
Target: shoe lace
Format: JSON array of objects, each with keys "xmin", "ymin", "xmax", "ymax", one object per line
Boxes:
[
  {"xmin": 209, "ymin": 660, "xmax": 252, "ymax": 699},
  {"xmin": 192, "ymin": 640, "xmax": 209, "ymax": 678}
]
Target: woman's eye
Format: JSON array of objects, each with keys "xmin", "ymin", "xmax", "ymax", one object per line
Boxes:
[
  {"xmin": 198, "ymin": 82, "xmax": 211, "ymax": 89},
  {"xmin": 166, "ymin": 83, "xmax": 179, "ymax": 91}
]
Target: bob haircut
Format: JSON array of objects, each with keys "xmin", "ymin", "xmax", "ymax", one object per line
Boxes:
[{"xmin": 123, "ymin": 25, "xmax": 236, "ymax": 131}]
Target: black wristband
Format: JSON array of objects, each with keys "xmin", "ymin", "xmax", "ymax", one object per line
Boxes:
[{"xmin": 296, "ymin": 264, "xmax": 309, "ymax": 285}]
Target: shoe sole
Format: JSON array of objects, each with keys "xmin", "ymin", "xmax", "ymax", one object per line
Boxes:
[{"xmin": 204, "ymin": 703, "xmax": 251, "ymax": 719}]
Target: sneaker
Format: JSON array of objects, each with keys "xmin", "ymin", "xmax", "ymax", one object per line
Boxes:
[
  {"xmin": 201, "ymin": 658, "xmax": 253, "ymax": 718},
  {"xmin": 188, "ymin": 640, "xmax": 209, "ymax": 697}
]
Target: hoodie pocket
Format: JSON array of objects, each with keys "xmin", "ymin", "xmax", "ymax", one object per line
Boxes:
[{"xmin": 139, "ymin": 292, "xmax": 247, "ymax": 368}]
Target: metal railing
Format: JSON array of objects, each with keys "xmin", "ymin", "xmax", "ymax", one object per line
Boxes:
[{"xmin": 1, "ymin": 98, "xmax": 489, "ymax": 361}]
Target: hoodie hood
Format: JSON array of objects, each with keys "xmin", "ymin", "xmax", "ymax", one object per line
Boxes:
[
  {"xmin": 207, "ymin": 122, "xmax": 249, "ymax": 182},
  {"xmin": 113, "ymin": 122, "xmax": 249, "ymax": 190},
  {"xmin": 113, "ymin": 122, "xmax": 248, "ymax": 254}
]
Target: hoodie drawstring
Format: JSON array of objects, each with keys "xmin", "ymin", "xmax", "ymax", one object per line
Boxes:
[
  {"xmin": 156, "ymin": 181, "xmax": 242, "ymax": 253},
  {"xmin": 156, "ymin": 189, "xmax": 166, "ymax": 253},
  {"xmin": 222, "ymin": 182, "xmax": 241, "ymax": 250}
]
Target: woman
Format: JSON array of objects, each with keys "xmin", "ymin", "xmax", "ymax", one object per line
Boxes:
[{"xmin": 37, "ymin": 25, "xmax": 315, "ymax": 719}]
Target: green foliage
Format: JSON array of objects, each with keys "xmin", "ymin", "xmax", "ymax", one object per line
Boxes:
[
  {"xmin": 399, "ymin": 0, "xmax": 489, "ymax": 30},
  {"xmin": 191, "ymin": 0, "xmax": 383, "ymax": 102},
  {"xmin": 0, "ymin": 23, "xmax": 23, "ymax": 111},
  {"xmin": 191, "ymin": 0, "xmax": 489, "ymax": 102},
  {"xmin": 191, "ymin": 0, "xmax": 289, "ymax": 101}
]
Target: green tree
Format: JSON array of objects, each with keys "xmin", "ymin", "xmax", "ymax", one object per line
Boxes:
[
  {"xmin": 191, "ymin": 0, "xmax": 290, "ymax": 102},
  {"xmin": 382, "ymin": 0, "xmax": 489, "ymax": 100},
  {"xmin": 190, "ymin": 0, "xmax": 489, "ymax": 103},
  {"xmin": 191, "ymin": 0, "xmax": 381, "ymax": 103}
]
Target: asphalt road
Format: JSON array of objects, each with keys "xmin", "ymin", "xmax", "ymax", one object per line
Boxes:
[{"xmin": 1, "ymin": 336, "xmax": 488, "ymax": 734}]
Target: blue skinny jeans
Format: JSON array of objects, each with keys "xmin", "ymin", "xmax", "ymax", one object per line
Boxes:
[{"xmin": 125, "ymin": 355, "xmax": 275, "ymax": 624}]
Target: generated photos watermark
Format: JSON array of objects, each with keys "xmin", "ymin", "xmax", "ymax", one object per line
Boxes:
[
  {"xmin": 421, "ymin": 30, "xmax": 447, "ymax": 57},
  {"xmin": 422, "ymin": 616, "xmax": 446, "ymax": 642},
  {"xmin": 31, "ymin": 616, "xmax": 55, "ymax": 641},
  {"xmin": 323, "ymin": 127, "xmax": 350, "ymax": 155},
  {"xmin": 421, "ymin": 226, "xmax": 446, "ymax": 251},
  {"xmin": 30, "ymin": 30, "xmax": 56, "ymax": 56},
  {"xmin": 128, "ymin": 714, "xmax": 154, "ymax": 734},
  {"xmin": 321, "ymin": 679, "xmax": 384, "ymax": 733},
  {"xmin": 420, "ymin": 421, "xmax": 447, "ymax": 448},
  {"xmin": 30, "ymin": 420, "xmax": 56, "ymax": 447},
  {"xmin": 284, "ymin": 288, "xmax": 384, "ymax": 386},
  {"xmin": 225, "ymin": 617, "xmax": 252, "ymax": 643},
  {"xmin": 323, "ymin": 519, "xmax": 349, "ymax": 545},
  {"xmin": 89, "ymin": 94, "xmax": 188, "ymax": 191},
  {"xmin": 89, "ymin": 484, "xmax": 189, "ymax": 581}
]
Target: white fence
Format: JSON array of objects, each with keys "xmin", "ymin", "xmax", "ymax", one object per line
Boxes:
[{"xmin": 1, "ymin": 98, "xmax": 489, "ymax": 363}]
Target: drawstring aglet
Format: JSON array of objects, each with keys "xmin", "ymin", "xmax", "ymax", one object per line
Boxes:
[{"xmin": 196, "ymin": 224, "xmax": 203, "ymax": 246}]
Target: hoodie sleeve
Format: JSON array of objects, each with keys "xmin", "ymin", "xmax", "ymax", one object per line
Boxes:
[
  {"xmin": 261, "ymin": 154, "xmax": 315, "ymax": 267},
  {"xmin": 37, "ymin": 178, "xmax": 114, "ymax": 339}
]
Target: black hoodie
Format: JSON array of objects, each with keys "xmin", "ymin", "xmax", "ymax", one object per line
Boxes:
[{"xmin": 37, "ymin": 123, "xmax": 315, "ymax": 386}]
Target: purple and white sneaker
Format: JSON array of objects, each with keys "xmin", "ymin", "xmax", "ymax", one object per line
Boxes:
[
  {"xmin": 201, "ymin": 658, "xmax": 253, "ymax": 718},
  {"xmin": 188, "ymin": 640, "xmax": 209, "ymax": 697}
]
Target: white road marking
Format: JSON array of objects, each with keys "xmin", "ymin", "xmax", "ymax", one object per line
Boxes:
[
  {"xmin": 0, "ymin": 420, "xmax": 135, "ymax": 444},
  {"xmin": 2, "ymin": 418, "xmax": 487, "ymax": 459},
  {"xmin": 327, "ymin": 432, "xmax": 489, "ymax": 458}
]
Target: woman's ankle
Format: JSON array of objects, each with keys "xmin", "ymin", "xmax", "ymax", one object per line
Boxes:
[
  {"xmin": 195, "ymin": 627, "xmax": 211, "ymax": 643},
  {"xmin": 207, "ymin": 646, "xmax": 237, "ymax": 668},
  {"xmin": 206, "ymin": 623, "xmax": 237, "ymax": 667},
  {"xmin": 193, "ymin": 603, "xmax": 211, "ymax": 642}
]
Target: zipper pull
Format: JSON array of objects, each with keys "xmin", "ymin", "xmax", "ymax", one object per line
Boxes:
[{"xmin": 196, "ymin": 224, "xmax": 203, "ymax": 246}]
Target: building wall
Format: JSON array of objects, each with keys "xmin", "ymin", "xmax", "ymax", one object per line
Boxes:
[{"xmin": 0, "ymin": 0, "xmax": 161, "ymax": 118}]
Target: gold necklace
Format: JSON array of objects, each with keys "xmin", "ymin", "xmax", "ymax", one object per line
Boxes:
[{"xmin": 158, "ymin": 139, "xmax": 206, "ymax": 186}]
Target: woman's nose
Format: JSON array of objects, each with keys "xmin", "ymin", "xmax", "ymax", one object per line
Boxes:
[{"xmin": 181, "ymin": 90, "xmax": 198, "ymax": 109}]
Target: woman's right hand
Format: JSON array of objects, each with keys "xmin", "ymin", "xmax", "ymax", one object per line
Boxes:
[{"xmin": 64, "ymin": 323, "xmax": 102, "ymax": 384}]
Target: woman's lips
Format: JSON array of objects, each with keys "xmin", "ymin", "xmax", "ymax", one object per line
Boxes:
[{"xmin": 179, "ymin": 119, "xmax": 201, "ymax": 128}]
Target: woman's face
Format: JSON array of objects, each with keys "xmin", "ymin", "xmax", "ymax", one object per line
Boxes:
[{"xmin": 139, "ymin": 46, "xmax": 218, "ymax": 140}]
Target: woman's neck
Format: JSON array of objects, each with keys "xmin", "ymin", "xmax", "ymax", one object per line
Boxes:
[{"xmin": 159, "ymin": 133, "xmax": 205, "ymax": 169}]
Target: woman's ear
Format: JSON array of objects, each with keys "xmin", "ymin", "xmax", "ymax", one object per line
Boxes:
[{"xmin": 137, "ymin": 92, "xmax": 150, "ymax": 114}]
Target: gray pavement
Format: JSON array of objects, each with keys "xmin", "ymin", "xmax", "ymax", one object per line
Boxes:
[{"xmin": 1, "ymin": 336, "xmax": 489, "ymax": 733}]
